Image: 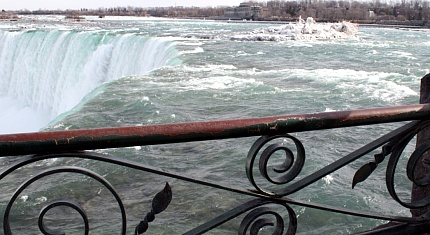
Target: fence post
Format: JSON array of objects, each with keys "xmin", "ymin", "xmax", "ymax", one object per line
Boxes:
[{"xmin": 412, "ymin": 73, "xmax": 430, "ymax": 218}]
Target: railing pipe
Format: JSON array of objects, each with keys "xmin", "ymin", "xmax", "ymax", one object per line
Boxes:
[{"xmin": 1, "ymin": 104, "xmax": 430, "ymax": 156}]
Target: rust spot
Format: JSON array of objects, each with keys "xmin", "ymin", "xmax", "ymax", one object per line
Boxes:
[{"xmin": 269, "ymin": 123, "xmax": 278, "ymax": 130}]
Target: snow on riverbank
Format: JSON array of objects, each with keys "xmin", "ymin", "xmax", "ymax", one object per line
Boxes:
[{"xmin": 229, "ymin": 17, "xmax": 358, "ymax": 41}]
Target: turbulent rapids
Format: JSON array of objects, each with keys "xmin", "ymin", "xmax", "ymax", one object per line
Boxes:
[{"xmin": 229, "ymin": 17, "xmax": 358, "ymax": 41}]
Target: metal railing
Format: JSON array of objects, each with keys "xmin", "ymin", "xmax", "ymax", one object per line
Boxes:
[{"xmin": 2, "ymin": 103, "xmax": 430, "ymax": 234}]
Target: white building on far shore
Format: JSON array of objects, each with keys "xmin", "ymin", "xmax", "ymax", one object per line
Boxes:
[{"xmin": 224, "ymin": 2, "xmax": 264, "ymax": 20}]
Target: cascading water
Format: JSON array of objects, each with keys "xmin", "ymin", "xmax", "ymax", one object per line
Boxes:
[{"xmin": 0, "ymin": 29, "xmax": 180, "ymax": 134}]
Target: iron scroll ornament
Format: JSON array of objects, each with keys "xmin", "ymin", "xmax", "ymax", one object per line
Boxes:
[
  {"xmin": 238, "ymin": 202, "xmax": 297, "ymax": 235},
  {"xmin": 350, "ymin": 120, "xmax": 430, "ymax": 210},
  {"xmin": 387, "ymin": 135, "xmax": 430, "ymax": 209},
  {"xmin": 246, "ymin": 134, "xmax": 305, "ymax": 196},
  {"xmin": 2, "ymin": 166, "xmax": 126, "ymax": 235},
  {"xmin": 0, "ymin": 154, "xmax": 172, "ymax": 235},
  {"xmin": 38, "ymin": 200, "xmax": 89, "ymax": 235},
  {"xmin": 3, "ymin": 121, "xmax": 430, "ymax": 234},
  {"xmin": 184, "ymin": 198, "xmax": 297, "ymax": 235}
]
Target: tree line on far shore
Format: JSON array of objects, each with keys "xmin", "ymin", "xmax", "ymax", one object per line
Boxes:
[
  {"xmin": 3, "ymin": 0, "xmax": 430, "ymax": 26},
  {"xmin": 263, "ymin": 0, "xmax": 430, "ymax": 24}
]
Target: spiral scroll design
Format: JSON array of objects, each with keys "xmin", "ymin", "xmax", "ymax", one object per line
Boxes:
[
  {"xmin": 38, "ymin": 200, "xmax": 89, "ymax": 235},
  {"xmin": 246, "ymin": 135, "xmax": 305, "ymax": 196},
  {"xmin": 3, "ymin": 166, "xmax": 126, "ymax": 235},
  {"xmin": 238, "ymin": 201, "xmax": 297, "ymax": 235},
  {"xmin": 386, "ymin": 126, "xmax": 430, "ymax": 209}
]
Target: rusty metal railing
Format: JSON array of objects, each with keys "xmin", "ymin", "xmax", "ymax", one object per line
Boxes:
[
  {"xmin": 1, "ymin": 104, "xmax": 430, "ymax": 234},
  {"xmin": 2, "ymin": 104, "xmax": 430, "ymax": 156}
]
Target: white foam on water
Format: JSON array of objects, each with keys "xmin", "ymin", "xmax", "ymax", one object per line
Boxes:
[
  {"xmin": 259, "ymin": 68, "xmax": 417, "ymax": 103},
  {"xmin": 181, "ymin": 64, "xmax": 237, "ymax": 73},
  {"xmin": 181, "ymin": 47, "xmax": 205, "ymax": 54},
  {"xmin": 323, "ymin": 175, "xmax": 334, "ymax": 185},
  {"xmin": 182, "ymin": 76, "xmax": 262, "ymax": 91},
  {"xmin": 324, "ymin": 108, "xmax": 337, "ymax": 112},
  {"xmin": 313, "ymin": 69, "xmax": 417, "ymax": 102},
  {"xmin": 390, "ymin": 51, "xmax": 417, "ymax": 60},
  {"xmin": 177, "ymin": 41, "xmax": 205, "ymax": 46}
]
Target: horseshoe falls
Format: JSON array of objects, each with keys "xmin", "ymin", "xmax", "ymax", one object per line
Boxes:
[
  {"xmin": 0, "ymin": 28, "xmax": 180, "ymax": 133},
  {"xmin": 1, "ymin": 16, "xmax": 430, "ymax": 234}
]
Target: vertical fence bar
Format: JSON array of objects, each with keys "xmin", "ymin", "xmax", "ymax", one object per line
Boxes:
[{"xmin": 412, "ymin": 73, "xmax": 430, "ymax": 221}]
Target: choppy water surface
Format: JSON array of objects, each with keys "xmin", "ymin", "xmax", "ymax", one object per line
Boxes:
[{"xmin": 1, "ymin": 15, "xmax": 430, "ymax": 234}]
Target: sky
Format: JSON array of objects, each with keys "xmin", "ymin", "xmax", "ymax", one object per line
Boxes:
[{"xmin": 2, "ymin": 0, "xmax": 246, "ymax": 11}]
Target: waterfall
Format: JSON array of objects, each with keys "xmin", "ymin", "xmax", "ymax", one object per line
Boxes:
[{"xmin": 0, "ymin": 29, "xmax": 180, "ymax": 134}]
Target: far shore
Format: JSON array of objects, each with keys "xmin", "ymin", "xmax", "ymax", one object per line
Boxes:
[
  {"xmin": 1, "ymin": 13, "xmax": 429, "ymax": 30},
  {"xmin": 223, "ymin": 19, "xmax": 429, "ymax": 29}
]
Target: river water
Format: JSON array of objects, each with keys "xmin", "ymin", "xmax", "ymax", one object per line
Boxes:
[{"xmin": 0, "ymin": 15, "xmax": 429, "ymax": 234}]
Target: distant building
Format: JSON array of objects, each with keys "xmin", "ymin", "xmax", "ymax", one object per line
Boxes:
[
  {"xmin": 224, "ymin": 2, "xmax": 263, "ymax": 20},
  {"xmin": 368, "ymin": 9, "xmax": 375, "ymax": 18}
]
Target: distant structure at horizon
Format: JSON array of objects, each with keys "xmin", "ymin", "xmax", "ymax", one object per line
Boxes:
[{"xmin": 224, "ymin": 2, "xmax": 264, "ymax": 20}]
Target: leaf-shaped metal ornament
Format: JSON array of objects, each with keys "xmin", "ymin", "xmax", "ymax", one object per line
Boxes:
[
  {"xmin": 135, "ymin": 182, "xmax": 172, "ymax": 235},
  {"xmin": 352, "ymin": 137, "xmax": 405, "ymax": 189},
  {"xmin": 352, "ymin": 162, "xmax": 377, "ymax": 189},
  {"xmin": 152, "ymin": 182, "xmax": 172, "ymax": 214}
]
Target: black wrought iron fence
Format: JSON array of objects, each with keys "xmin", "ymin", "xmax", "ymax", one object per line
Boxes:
[{"xmin": 2, "ymin": 79, "xmax": 430, "ymax": 234}]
